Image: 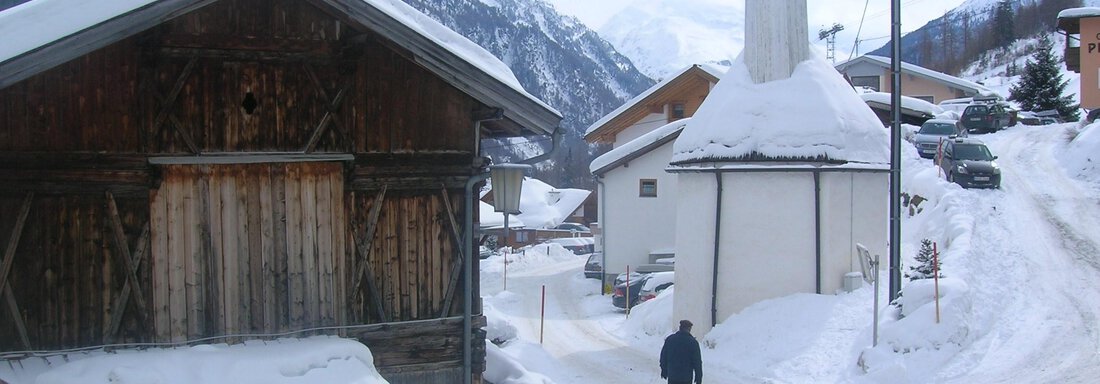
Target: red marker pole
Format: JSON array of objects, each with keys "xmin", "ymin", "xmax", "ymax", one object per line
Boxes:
[
  {"xmin": 540, "ymin": 285, "xmax": 546, "ymax": 344},
  {"xmin": 934, "ymin": 242, "xmax": 941, "ymax": 324},
  {"xmin": 504, "ymin": 252, "xmax": 508, "ymax": 292}
]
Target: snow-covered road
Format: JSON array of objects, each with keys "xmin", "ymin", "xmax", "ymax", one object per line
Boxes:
[{"xmin": 939, "ymin": 125, "xmax": 1100, "ymax": 383}]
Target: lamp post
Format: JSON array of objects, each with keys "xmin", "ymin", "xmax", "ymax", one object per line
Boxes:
[{"xmin": 491, "ymin": 164, "xmax": 529, "ymax": 253}]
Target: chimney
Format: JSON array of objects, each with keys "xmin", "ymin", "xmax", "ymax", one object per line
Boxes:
[{"xmin": 744, "ymin": 0, "xmax": 810, "ymax": 84}]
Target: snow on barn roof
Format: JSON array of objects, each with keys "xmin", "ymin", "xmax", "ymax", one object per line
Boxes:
[
  {"xmin": 487, "ymin": 178, "xmax": 590, "ymax": 230},
  {"xmin": 836, "ymin": 55, "xmax": 998, "ymax": 98},
  {"xmin": 584, "ymin": 64, "xmax": 725, "ymax": 138},
  {"xmin": 479, "ymin": 201, "xmax": 524, "ymax": 230},
  {"xmin": 670, "ymin": 57, "xmax": 889, "ymax": 166},
  {"xmin": 0, "ymin": 0, "xmax": 559, "ymax": 131},
  {"xmin": 590, "ymin": 118, "xmax": 689, "ymax": 175}
]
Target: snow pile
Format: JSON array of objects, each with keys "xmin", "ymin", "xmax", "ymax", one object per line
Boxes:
[
  {"xmin": 672, "ymin": 57, "xmax": 889, "ymax": 165},
  {"xmin": 484, "ymin": 343, "xmax": 555, "ymax": 384},
  {"xmin": 0, "ymin": 337, "xmax": 388, "ymax": 384},
  {"xmin": 615, "ymin": 286, "xmax": 675, "ymax": 342},
  {"xmin": 1059, "ymin": 122, "xmax": 1100, "ymax": 186}
]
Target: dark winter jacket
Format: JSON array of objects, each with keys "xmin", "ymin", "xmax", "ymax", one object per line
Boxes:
[{"xmin": 660, "ymin": 330, "xmax": 702, "ymax": 383}]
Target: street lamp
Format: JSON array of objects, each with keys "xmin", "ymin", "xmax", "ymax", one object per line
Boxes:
[{"xmin": 490, "ymin": 164, "xmax": 530, "ymax": 250}]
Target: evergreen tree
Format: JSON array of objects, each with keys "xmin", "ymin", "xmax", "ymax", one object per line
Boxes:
[
  {"xmin": 906, "ymin": 239, "xmax": 943, "ymax": 281},
  {"xmin": 1008, "ymin": 35, "xmax": 1080, "ymax": 121},
  {"xmin": 993, "ymin": 0, "xmax": 1016, "ymax": 48}
]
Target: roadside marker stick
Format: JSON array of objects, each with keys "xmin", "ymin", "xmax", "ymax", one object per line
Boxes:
[
  {"xmin": 540, "ymin": 285, "xmax": 546, "ymax": 345},
  {"xmin": 934, "ymin": 242, "xmax": 941, "ymax": 324},
  {"xmin": 626, "ymin": 265, "xmax": 631, "ymax": 318}
]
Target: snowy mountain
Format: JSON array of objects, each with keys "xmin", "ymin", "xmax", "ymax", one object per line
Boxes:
[
  {"xmin": 596, "ymin": 0, "xmax": 744, "ymax": 79},
  {"xmin": 400, "ymin": 0, "xmax": 654, "ymax": 187}
]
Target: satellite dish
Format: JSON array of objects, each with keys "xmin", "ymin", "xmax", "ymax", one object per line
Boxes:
[{"xmin": 857, "ymin": 243, "xmax": 876, "ymax": 284}]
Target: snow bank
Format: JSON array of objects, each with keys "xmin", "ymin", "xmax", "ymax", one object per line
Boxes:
[
  {"xmin": 1059, "ymin": 122, "xmax": 1100, "ymax": 186},
  {"xmin": 485, "ymin": 342, "xmax": 555, "ymax": 384},
  {"xmin": 1, "ymin": 337, "xmax": 388, "ymax": 384},
  {"xmin": 672, "ymin": 56, "xmax": 889, "ymax": 165}
]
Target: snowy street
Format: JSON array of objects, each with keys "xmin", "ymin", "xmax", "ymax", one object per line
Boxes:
[
  {"xmin": 936, "ymin": 125, "xmax": 1100, "ymax": 383},
  {"xmin": 484, "ymin": 124, "xmax": 1100, "ymax": 384}
]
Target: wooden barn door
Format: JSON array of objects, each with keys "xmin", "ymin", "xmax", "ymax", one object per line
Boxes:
[{"xmin": 150, "ymin": 162, "xmax": 346, "ymax": 342}]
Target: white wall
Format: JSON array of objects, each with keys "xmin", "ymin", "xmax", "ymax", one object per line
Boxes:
[
  {"xmin": 615, "ymin": 111, "xmax": 668, "ymax": 146},
  {"xmin": 600, "ymin": 141, "xmax": 680, "ymax": 277},
  {"xmin": 673, "ymin": 170, "xmax": 887, "ymax": 336}
]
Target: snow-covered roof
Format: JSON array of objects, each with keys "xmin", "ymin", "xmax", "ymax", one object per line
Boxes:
[
  {"xmin": 486, "ymin": 178, "xmax": 591, "ymax": 230},
  {"xmin": 0, "ymin": 0, "xmax": 560, "ymax": 132},
  {"xmin": 836, "ymin": 55, "xmax": 999, "ymax": 98},
  {"xmin": 1058, "ymin": 7, "xmax": 1100, "ymax": 19},
  {"xmin": 590, "ymin": 118, "xmax": 689, "ymax": 175},
  {"xmin": 670, "ymin": 57, "xmax": 889, "ymax": 166},
  {"xmin": 860, "ymin": 92, "xmax": 944, "ymax": 117},
  {"xmin": 584, "ymin": 64, "xmax": 725, "ymax": 138},
  {"xmin": 479, "ymin": 201, "xmax": 524, "ymax": 230}
]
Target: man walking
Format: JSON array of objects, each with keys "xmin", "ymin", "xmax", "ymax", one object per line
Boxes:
[{"xmin": 660, "ymin": 319, "xmax": 702, "ymax": 384}]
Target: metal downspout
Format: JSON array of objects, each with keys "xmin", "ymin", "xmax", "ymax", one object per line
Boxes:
[
  {"xmin": 814, "ymin": 171, "xmax": 822, "ymax": 294},
  {"xmin": 520, "ymin": 128, "xmax": 564, "ymax": 166},
  {"xmin": 711, "ymin": 172, "xmax": 723, "ymax": 327},
  {"xmin": 596, "ymin": 175, "xmax": 608, "ymax": 295}
]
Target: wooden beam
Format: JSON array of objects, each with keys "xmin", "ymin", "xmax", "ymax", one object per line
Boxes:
[
  {"xmin": 352, "ymin": 186, "xmax": 388, "ymax": 322},
  {"xmin": 3, "ymin": 284, "xmax": 31, "ymax": 350},
  {"xmin": 105, "ymin": 191, "xmax": 151, "ymax": 325},
  {"xmin": 0, "ymin": 193, "xmax": 32, "ymax": 302},
  {"xmin": 438, "ymin": 187, "xmax": 466, "ymax": 317},
  {"xmin": 303, "ymin": 64, "xmax": 352, "ymax": 149},
  {"xmin": 151, "ymin": 56, "xmax": 200, "ymax": 154},
  {"xmin": 105, "ymin": 224, "xmax": 151, "ymax": 341},
  {"xmin": 151, "ymin": 87, "xmax": 201, "ymax": 155},
  {"xmin": 302, "ymin": 73, "xmax": 353, "ymax": 153},
  {"xmin": 0, "ymin": 192, "xmax": 33, "ymax": 350}
]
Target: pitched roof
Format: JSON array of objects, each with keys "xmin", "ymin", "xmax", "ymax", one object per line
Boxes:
[
  {"xmin": 590, "ymin": 118, "xmax": 688, "ymax": 175},
  {"xmin": 0, "ymin": 0, "xmax": 560, "ymax": 135},
  {"xmin": 835, "ymin": 55, "xmax": 997, "ymax": 98},
  {"xmin": 583, "ymin": 64, "xmax": 724, "ymax": 143}
]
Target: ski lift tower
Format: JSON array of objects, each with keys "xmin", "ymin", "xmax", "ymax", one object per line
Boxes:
[{"xmin": 819, "ymin": 23, "xmax": 844, "ymax": 63}]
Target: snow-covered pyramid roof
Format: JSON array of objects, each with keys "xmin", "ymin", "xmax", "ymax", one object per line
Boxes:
[
  {"xmin": 485, "ymin": 178, "xmax": 590, "ymax": 230},
  {"xmin": 671, "ymin": 56, "xmax": 889, "ymax": 166}
]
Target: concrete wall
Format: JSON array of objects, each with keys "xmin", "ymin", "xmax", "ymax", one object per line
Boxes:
[
  {"xmin": 599, "ymin": 141, "xmax": 680, "ymax": 277},
  {"xmin": 673, "ymin": 170, "xmax": 888, "ymax": 336}
]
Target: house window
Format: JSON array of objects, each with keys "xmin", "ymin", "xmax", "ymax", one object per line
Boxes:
[
  {"xmin": 670, "ymin": 103, "xmax": 686, "ymax": 120},
  {"xmin": 639, "ymin": 179, "xmax": 657, "ymax": 197},
  {"xmin": 850, "ymin": 75, "xmax": 879, "ymax": 91},
  {"xmin": 516, "ymin": 231, "xmax": 528, "ymax": 242}
]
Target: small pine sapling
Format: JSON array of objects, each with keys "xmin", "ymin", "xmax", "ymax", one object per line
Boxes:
[{"xmin": 906, "ymin": 239, "xmax": 943, "ymax": 281}]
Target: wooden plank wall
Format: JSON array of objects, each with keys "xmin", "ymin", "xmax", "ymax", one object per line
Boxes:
[
  {"xmin": 0, "ymin": 194, "xmax": 149, "ymax": 350},
  {"xmin": 150, "ymin": 162, "xmax": 345, "ymax": 342},
  {"xmin": 347, "ymin": 189, "xmax": 462, "ymax": 323}
]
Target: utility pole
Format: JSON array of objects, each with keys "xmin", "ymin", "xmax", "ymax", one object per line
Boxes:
[
  {"xmin": 889, "ymin": 0, "xmax": 903, "ymax": 303},
  {"xmin": 819, "ymin": 23, "xmax": 844, "ymax": 64}
]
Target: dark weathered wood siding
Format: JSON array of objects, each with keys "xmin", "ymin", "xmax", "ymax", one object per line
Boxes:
[{"xmin": 0, "ymin": 0, "xmax": 492, "ymax": 380}]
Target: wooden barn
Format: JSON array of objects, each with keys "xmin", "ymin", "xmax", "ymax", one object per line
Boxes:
[{"xmin": 0, "ymin": 0, "xmax": 560, "ymax": 382}]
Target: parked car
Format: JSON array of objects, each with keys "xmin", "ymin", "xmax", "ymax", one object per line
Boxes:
[
  {"xmin": 554, "ymin": 222, "xmax": 591, "ymax": 233},
  {"xmin": 584, "ymin": 253, "xmax": 603, "ymax": 279},
  {"xmin": 545, "ymin": 237, "xmax": 594, "ymax": 255},
  {"xmin": 636, "ymin": 271, "xmax": 674, "ymax": 303},
  {"xmin": 960, "ymin": 103, "xmax": 1010, "ymax": 134},
  {"xmin": 479, "ymin": 246, "xmax": 494, "ymax": 259},
  {"xmin": 937, "ymin": 138, "xmax": 1001, "ymax": 189},
  {"xmin": 612, "ymin": 273, "xmax": 651, "ymax": 309},
  {"xmin": 912, "ymin": 119, "xmax": 966, "ymax": 158}
]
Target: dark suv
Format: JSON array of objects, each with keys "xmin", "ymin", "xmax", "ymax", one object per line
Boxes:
[
  {"xmin": 937, "ymin": 138, "xmax": 1001, "ymax": 189},
  {"xmin": 960, "ymin": 103, "xmax": 1010, "ymax": 134}
]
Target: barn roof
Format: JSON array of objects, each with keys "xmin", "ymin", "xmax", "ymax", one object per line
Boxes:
[{"xmin": 0, "ymin": 0, "xmax": 560, "ymax": 135}]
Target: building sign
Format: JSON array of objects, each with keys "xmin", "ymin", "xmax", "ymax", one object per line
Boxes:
[{"xmin": 1081, "ymin": 17, "xmax": 1100, "ymax": 108}]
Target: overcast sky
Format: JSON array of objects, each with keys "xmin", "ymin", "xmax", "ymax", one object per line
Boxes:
[{"xmin": 548, "ymin": 0, "xmax": 971, "ymax": 59}]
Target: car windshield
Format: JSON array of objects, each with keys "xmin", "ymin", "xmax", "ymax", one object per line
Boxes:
[
  {"xmin": 953, "ymin": 144, "xmax": 994, "ymax": 161},
  {"xmin": 919, "ymin": 123, "xmax": 956, "ymax": 135},
  {"xmin": 963, "ymin": 106, "xmax": 988, "ymax": 116}
]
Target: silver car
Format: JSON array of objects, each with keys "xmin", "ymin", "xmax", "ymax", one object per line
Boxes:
[{"xmin": 913, "ymin": 119, "xmax": 966, "ymax": 159}]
